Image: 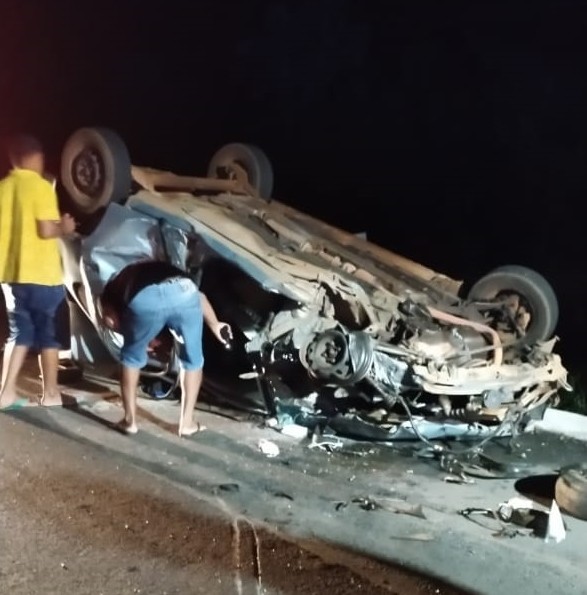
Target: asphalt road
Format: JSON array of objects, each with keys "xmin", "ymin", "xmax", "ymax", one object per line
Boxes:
[
  {"xmin": 1, "ymin": 356, "xmax": 587, "ymax": 595},
  {"xmin": 0, "ymin": 357, "xmax": 467, "ymax": 595},
  {"xmin": 1, "ymin": 412, "xmax": 468, "ymax": 595}
]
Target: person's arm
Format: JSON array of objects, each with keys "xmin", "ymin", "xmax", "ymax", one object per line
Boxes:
[
  {"xmin": 33, "ymin": 180, "xmax": 77, "ymax": 239},
  {"xmin": 37, "ymin": 213, "xmax": 77, "ymax": 239},
  {"xmin": 97, "ymin": 273, "xmax": 126, "ymax": 331},
  {"xmin": 200, "ymin": 292, "xmax": 233, "ymax": 346},
  {"xmin": 201, "ymin": 292, "xmax": 220, "ymax": 328}
]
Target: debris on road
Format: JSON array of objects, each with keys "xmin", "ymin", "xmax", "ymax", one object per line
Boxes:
[
  {"xmin": 459, "ymin": 495, "xmax": 568, "ymax": 542},
  {"xmin": 258, "ymin": 439, "xmax": 280, "ymax": 458},
  {"xmin": 272, "ymin": 491, "xmax": 294, "ymax": 501},
  {"xmin": 336, "ymin": 496, "xmax": 427, "ymax": 519},
  {"xmin": 214, "ymin": 483, "xmax": 240, "ymax": 494},
  {"xmin": 545, "ymin": 499, "xmax": 566, "ymax": 543},
  {"xmin": 388, "ymin": 532, "xmax": 435, "ymax": 542},
  {"xmin": 280, "ymin": 423, "xmax": 308, "ymax": 439},
  {"xmin": 443, "ymin": 475, "xmax": 476, "ymax": 485}
]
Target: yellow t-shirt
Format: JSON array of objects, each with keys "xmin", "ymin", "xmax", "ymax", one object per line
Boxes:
[{"xmin": 0, "ymin": 168, "xmax": 63, "ymax": 285}]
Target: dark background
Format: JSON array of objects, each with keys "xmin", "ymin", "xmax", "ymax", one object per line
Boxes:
[{"xmin": 1, "ymin": 1, "xmax": 585, "ymax": 368}]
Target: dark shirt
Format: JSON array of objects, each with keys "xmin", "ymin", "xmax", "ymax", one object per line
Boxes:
[{"xmin": 100, "ymin": 261, "xmax": 190, "ymax": 314}]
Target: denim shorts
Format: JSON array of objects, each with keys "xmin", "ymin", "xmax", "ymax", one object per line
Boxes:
[
  {"xmin": 2, "ymin": 283, "xmax": 66, "ymax": 349},
  {"xmin": 120, "ymin": 277, "xmax": 204, "ymax": 370}
]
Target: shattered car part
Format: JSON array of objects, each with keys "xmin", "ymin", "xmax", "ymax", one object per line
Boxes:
[
  {"xmin": 60, "ymin": 127, "xmax": 570, "ymax": 444},
  {"xmin": 439, "ymin": 448, "xmax": 529, "ymax": 480},
  {"xmin": 345, "ymin": 497, "xmax": 427, "ymax": 519},
  {"xmin": 458, "ymin": 507, "xmax": 527, "ymax": 538},
  {"xmin": 460, "ymin": 497, "xmax": 566, "ymax": 541}
]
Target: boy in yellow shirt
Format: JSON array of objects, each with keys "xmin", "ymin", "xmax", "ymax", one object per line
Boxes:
[{"xmin": 0, "ymin": 135, "xmax": 77, "ymax": 409}]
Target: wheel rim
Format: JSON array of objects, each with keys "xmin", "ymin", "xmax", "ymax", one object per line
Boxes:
[
  {"xmin": 101, "ymin": 326, "xmax": 123, "ymax": 360},
  {"xmin": 217, "ymin": 161, "xmax": 250, "ymax": 185},
  {"xmin": 494, "ymin": 291, "xmax": 533, "ymax": 336},
  {"xmin": 72, "ymin": 147, "xmax": 106, "ymax": 198}
]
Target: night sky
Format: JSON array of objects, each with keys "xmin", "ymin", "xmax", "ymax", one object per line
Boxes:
[{"xmin": 1, "ymin": 1, "xmax": 586, "ymax": 368}]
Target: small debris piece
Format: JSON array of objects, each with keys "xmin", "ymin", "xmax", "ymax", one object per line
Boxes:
[
  {"xmin": 444, "ymin": 474, "xmax": 476, "ymax": 485},
  {"xmin": 545, "ymin": 499, "xmax": 566, "ymax": 544},
  {"xmin": 352, "ymin": 497, "xmax": 382, "ymax": 511},
  {"xmin": 216, "ymin": 483, "xmax": 240, "ymax": 493},
  {"xmin": 258, "ymin": 439, "xmax": 279, "ymax": 458},
  {"xmin": 388, "ymin": 532, "xmax": 434, "ymax": 542},
  {"xmin": 308, "ymin": 439, "xmax": 343, "ymax": 452},
  {"xmin": 280, "ymin": 424, "xmax": 308, "ymax": 439},
  {"xmin": 351, "ymin": 496, "xmax": 427, "ymax": 519},
  {"xmin": 493, "ymin": 526, "xmax": 527, "ymax": 539}
]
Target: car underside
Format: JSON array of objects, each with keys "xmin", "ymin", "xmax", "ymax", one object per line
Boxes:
[{"xmin": 59, "ymin": 127, "xmax": 569, "ymax": 444}]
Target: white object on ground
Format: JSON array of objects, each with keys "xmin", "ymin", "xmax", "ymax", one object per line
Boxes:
[
  {"xmin": 497, "ymin": 496, "xmax": 549, "ymax": 523},
  {"xmin": 545, "ymin": 499, "xmax": 566, "ymax": 544},
  {"xmin": 307, "ymin": 438, "xmax": 344, "ymax": 451},
  {"xmin": 258, "ymin": 439, "xmax": 280, "ymax": 458},
  {"xmin": 280, "ymin": 424, "xmax": 308, "ymax": 439},
  {"xmin": 503, "ymin": 496, "xmax": 545, "ymax": 511},
  {"xmin": 525, "ymin": 408, "xmax": 587, "ymax": 442}
]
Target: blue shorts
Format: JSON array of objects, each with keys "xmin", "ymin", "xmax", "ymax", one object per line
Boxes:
[
  {"xmin": 2, "ymin": 283, "xmax": 66, "ymax": 349},
  {"xmin": 120, "ymin": 277, "xmax": 204, "ymax": 370}
]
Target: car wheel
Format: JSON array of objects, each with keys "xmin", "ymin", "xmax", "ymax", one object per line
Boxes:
[
  {"xmin": 61, "ymin": 127, "xmax": 132, "ymax": 214},
  {"xmin": 555, "ymin": 463, "xmax": 587, "ymax": 520},
  {"xmin": 207, "ymin": 142, "xmax": 274, "ymax": 200},
  {"xmin": 467, "ymin": 265, "xmax": 559, "ymax": 344}
]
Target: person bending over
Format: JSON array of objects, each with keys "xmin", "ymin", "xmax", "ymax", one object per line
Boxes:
[{"xmin": 98, "ymin": 260, "xmax": 232, "ymax": 436}]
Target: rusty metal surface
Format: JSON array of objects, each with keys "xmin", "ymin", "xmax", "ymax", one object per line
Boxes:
[{"xmin": 130, "ymin": 165, "xmax": 463, "ymax": 298}]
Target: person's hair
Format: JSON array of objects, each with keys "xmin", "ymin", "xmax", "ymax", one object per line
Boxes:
[{"xmin": 6, "ymin": 134, "xmax": 44, "ymax": 166}]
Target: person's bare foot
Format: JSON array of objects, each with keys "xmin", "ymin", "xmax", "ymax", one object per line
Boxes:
[
  {"xmin": 38, "ymin": 393, "xmax": 64, "ymax": 407},
  {"xmin": 115, "ymin": 419, "xmax": 138, "ymax": 435},
  {"xmin": 1, "ymin": 394, "xmax": 38, "ymax": 410},
  {"xmin": 178, "ymin": 421, "xmax": 207, "ymax": 437},
  {"xmin": 0, "ymin": 392, "xmax": 18, "ymax": 409}
]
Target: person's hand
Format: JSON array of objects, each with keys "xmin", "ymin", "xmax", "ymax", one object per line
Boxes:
[
  {"xmin": 100, "ymin": 304, "xmax": 121, "ymax": 331},
  {"xmin": 60, "ymin": 213, "xmax": 77, "ymax": 236},
  {"xmin": 212, "ymin": 322, "xmax": 233, "ymax": 347},
  {"xmin": 103, "ymin": 313, "xmax": 120, "ymax": 331}
]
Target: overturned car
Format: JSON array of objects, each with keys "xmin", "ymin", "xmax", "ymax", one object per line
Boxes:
[{"xmin": 59, "ymin": 127, "xmax": 569, "ymax": 442}]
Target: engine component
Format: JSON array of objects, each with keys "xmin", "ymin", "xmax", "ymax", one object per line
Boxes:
[
  {"xmin": 370, "ymin": 351, "xmax": 409, "ymax": 393},
  {"xmin": 438, "ymin": 394, "xmax": 484, "ymax": 420},
  {"xmin": 407, "ymin": 326, "xmax": 487, "ymax": 364},
  {"xmin": 482, "ymin": 387, "xmax": 513, "ymax": 409},
  {"xmin": 302, "ymin": 328, "xmax": 373, "ymax": 384}
]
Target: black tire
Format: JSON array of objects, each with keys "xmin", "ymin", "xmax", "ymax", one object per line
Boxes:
[
  {"xmin": 468, "ymin": 265, "xmax": 559, "ymax": 344},
  {"xmin": 207, "ymin": 142, "xmax": 274, "ymax": 200},
  {"xmin": 555, "ymin": 464, "xmax": 587, "ymax": 520},
  {"xmin": 61, "ymin": 127, "xmax": 132, "ymax": 213}
]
